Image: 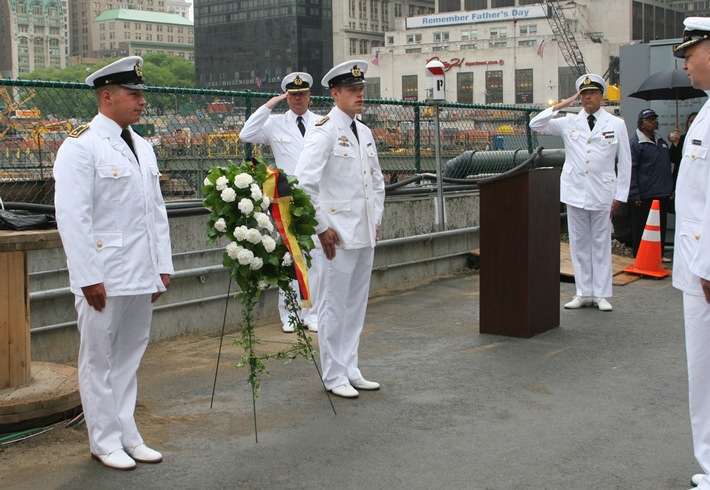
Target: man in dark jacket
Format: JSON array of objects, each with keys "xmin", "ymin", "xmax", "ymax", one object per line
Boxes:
[{"xmin": 628, "ymin": 109, "xmax": 674, "ymax": 258}]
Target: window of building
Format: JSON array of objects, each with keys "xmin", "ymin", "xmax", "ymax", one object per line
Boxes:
[
  {"xmin": 433, "ymin": 46, "xmax": 449, "ymax": 52},
  {"xmin": 492, "ymin": 0, "xmax": 514, "ymax": 6},
  {"xmin": 457, "ymin": 72, "xmax": 474, "ymax": 104},
  {"xmin": 486, "ymin": 70, "xmax": 503, "ymax": 104},
  {"xmin": 394, "ymin": 3, "xmax": 402, "ymax": 17},
  {"xmin": 360, "ymin": 39, "xmax": 368, "ymax": 54},
  {"xmin": 402, "ymin": 74, "xmax": 418, "ymax": 101},
  {"xmin": 124, "ymin": 31, "xmax": 131, "ymax": 39},
  {"xmin": 124, "ymin": 22, "xmax": 130, "ymax": 29},
  {"xmin": 387, "ymin": 35, "xmax": 394, "ymax": 45},
  {"xmin": 558, "ymin": 66, "xmax": 576, "ymax": 101},
  {"xmin": 350, "ymin": 38, "xmax": 357, "ymax": 55},
  {"xmin": 465, "ymin": 0, "xmax": 487, "ymax": 9},
  {"xmin": 518, "ymin": 39, "xmax": 537, "ymax": 47},
  {"xmin": 519, "ymin": 24, "xmax": 537, "ymax": 35},
  {"xmin": 405, "ymin": 47, "xmax": 422, "ymax": 53},
  {"xmin": 407, "ymin": 33, "xmax": 421, "ymax": 44},
  {"xmin": 490, "ymin": 27, "xmax": 507, "ymax": 38},
  {"xmin": 461, "ymin": 29, "xmax": 477, "ymax": 41},
  {"xmin": 349, "ymin": 0, "xmax": 356, "ymax": 18},
  {"xmin": 489, "ymin": 41, "xmax": 507, "ymax": 48},
  {"xmin": 17, "ymin": 2, "xmax": 27, "ymax": 13},
  {"xmin": 434, "ymin": 31, "xmax": 449, "ymax": 42},
  {"xmin": 439, "ymin": 0, "xmax": 459, "ymax": 12},
  {"xmin": 515, "ymin": 68, "xmax": 533, "ymax": 104},
  {"xmin": 461, "ymin": 43, "xmax": 478, "ymax": 50},
  {"xmin": 366, "ymin": 76, "xmax": 380, "ymax": 99},
  {"xmin": 33, "ymin": 4, "xmax": 42, "ymax": 14}
]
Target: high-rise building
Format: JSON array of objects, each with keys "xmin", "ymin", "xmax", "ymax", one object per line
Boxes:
[
  {"xmin": 0, "ymin": 0, "xmax": 67, "ymax": 78},
  {"xmin": 194, "ymin": 1, "xmax": 436, "ymax": 93}
]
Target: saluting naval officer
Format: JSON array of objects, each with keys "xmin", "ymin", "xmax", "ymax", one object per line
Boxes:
[
  {"xmin": 240, "ymin": 72, "xmax": 320, "ymax": 334},
  {"xmin": 294, "ymin": 60, "xmax": 385, "ymax": 399},
  {"xmin": 670, "ymin": 18, "xmax": 710, "ymax": 490},
  {"xmin": 529, "ymin": 74, "xmax": 631, "ymax": 312},
  {"xmin": 53, "ymin": 56, "xmax": 173, "ymax": 470}
]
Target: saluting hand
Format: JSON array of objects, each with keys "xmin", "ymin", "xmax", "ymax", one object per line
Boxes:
[
  {"xmin": 552, "ymin": 91, "xmax": 582, "ymax": 112},
  {"xmin": 318, "ymin": 227, "xmax": 341, "ymax": 260},
  {"xmin": 265, "ymin": 93, "xmax": 288, "ymax": 110}
]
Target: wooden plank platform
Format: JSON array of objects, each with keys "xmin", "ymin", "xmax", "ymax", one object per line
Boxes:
[{"xmin": 469, "ymin": 242, "xmax": 642, "ymax": 286}]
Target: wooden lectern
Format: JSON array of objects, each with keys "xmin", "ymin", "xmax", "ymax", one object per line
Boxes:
[{"xmin": 478, "ymin": 168, "xmax": 560, "ymax": 338}]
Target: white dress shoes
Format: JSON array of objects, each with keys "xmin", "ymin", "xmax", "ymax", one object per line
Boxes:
[
  {"xmin": 691, "ymin": 473, "xmax": 705, "ymax": 487},
  {"xmin": 307, "ymin": 322, "xmax": 318, "ymax": 333},
  {"xmin": 282, "ymin": 323, "xmax": 295, "ymax": 333},
  {"xmin": 595, "ymin": 298, "xmax": 613, "ymax": 312},
  {"xmin": 350, "ymin": 377, "xmax": 380, "ymax": 390},
  {"xmin": 91, "ymin": 449, "xmax": 136, "ymax": 470},
  {"xmin": 331, "ymin": 383, "xmax": 359, "ymax": 398},
  {"xmin": 564, "ymin": 296, "xmax": 593, "ymax": 309},
  {"xmin": 125, "ymin": 444, "xmax": 163, "ymax": 463}
]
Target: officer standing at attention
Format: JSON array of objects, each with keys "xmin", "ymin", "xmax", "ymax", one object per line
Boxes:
[
  {"xmin": 294, "ymin": 60, "xmax": 385, "ymax": 399},
  {"xmin": 670, "ymin": 17, "xmax": 710, "ymax": 490},
  {"xmin": 529, "ymin": 74, "xmax": 631, "ymax": 312},
  {"xmin": 54, "ymin": 56, "xmax": 173, "ymax": 470},
  {"xmin": 239, "ymin": 72, "xmax": 319, "ymax": 334}
]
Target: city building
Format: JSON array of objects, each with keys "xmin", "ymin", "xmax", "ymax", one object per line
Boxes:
[
  {"xmin": 93, "ymin": 9, "xmax": 193, "ymax": 60},
  {"xmin": 0, "ymin": 0, "xmax": 67, "ymax": 78},
  {"xmin": 194, "ymin": 0, "xmax": 436, "ymax": 93},
  {"xmin": 167, "ymin": 0, "xmax": 190, "ymax": 18},
  {"xmin": 366, "ymin": 0, "xmax": 687, "ymax": 105}
]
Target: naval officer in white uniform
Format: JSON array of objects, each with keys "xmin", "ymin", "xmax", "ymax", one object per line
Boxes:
[
  {"xmin": 54, "ymin": 56, "xmax": 173, "ymax": 470},
  {"xmin": 294, "ymin": 60, "xmax": 385, "ymax": 399},
  {"xmin": 671, "ymin": 18, "xmax": 710, "ymax": 490},
  {"xmin": 529, "ymin": 74, "xmax": 631, "ymax": 312},
  {"xmin": 240, "ymin": 72, "xmax": 320, "ymax": 333}
]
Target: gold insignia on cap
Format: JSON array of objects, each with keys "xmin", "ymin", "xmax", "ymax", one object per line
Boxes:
[
  {"xmin": 351, "ymin": 65, "xmax": 362, "ymax": 77},
  {"xmin": 294, "ymin": 75, "xmax": 303, "ymax": 86},
  {"xmin": 134, "ymin": 61, "xmax": 142, "ymax": 77},
  {"xmin": 583, "ymin": 76, "xmax": 591, "ymax": 86}
]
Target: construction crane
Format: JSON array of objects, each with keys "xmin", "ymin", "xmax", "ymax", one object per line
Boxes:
[{"xmin": 545, "ymin": 0, "xmax": 588, "ymax": 78}]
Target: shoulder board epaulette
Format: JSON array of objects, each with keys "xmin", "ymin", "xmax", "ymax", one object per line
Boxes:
[
  {"xmin": 315, "ymin": 116, "xmax": 330, "ymax": 127},
  {"xmin": 68, "ymin": 123, "xmax": 90, "ymax": 138}
]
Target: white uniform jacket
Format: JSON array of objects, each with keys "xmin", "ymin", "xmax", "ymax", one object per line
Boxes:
[
  {"xmin": 54, "ymin": 112, "xmax": 174, "ymax": 297},
  {"xmin": 295, "ymin": 106, "xmax": 385, "ymax": 249},
  {"xmin": 530, "ymin": 107, "xmax": 632, "ymax": 210},
  {"xmin": 673, "ymin": 95, "xmax": 710, "ymax": 296},
  {"xmin": 239, "ymin": 105, "xmax": 318, "ymax": 174}
]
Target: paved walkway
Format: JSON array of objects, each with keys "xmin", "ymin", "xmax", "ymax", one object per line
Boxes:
[{"xmin": 0, "ymin": 270, "xmax": 697, "ymax": 490}]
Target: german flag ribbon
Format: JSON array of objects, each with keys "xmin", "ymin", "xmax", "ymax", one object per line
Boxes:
[{"xmin": 263, "ymin": 166, "xmax": 311, "ymax": 308}]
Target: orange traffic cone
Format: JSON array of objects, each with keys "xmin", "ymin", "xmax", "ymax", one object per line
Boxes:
[{"xmin": 623, "ymin": 199, "xmax": 671, "ymax": 278}]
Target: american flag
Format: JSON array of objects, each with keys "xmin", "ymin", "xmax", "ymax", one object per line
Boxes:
[
  {"xmin": 371, "ymin": 52, "xmax": 380, "ymax": 67},
  {"xmin": 536, "ymin": 39, "xmax": 547, "ymax": 58}
]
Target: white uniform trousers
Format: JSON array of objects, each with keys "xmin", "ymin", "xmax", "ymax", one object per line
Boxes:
[
  {"xmin": 567, "ymin": 204, "xmax": 613, "ymax": 299},
  {"xmin": 684, "ymin": 293, "xmax": 710, "ymax": 490},
  {"xmin": 277, "ymin": 250, "xmax": 320, "ymax": 327},
  {"xmin": 316, "ymin": 246, "xmax": 374, "ymax": 390},
  {"xmin": 75, "ymin": 294, "xmax": 152, "ymax": 455}
]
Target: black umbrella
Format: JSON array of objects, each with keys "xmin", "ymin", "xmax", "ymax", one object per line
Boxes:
[{"xmin": 628, "ymin": 68, "xmax": 707, "ymax": 127}]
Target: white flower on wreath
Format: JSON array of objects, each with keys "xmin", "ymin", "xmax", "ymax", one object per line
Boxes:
[
  {"xmin": 250, "ymin": 257, "xmax": 264, "ymax": 270},
  {"xmin": 214, "ymin": 218, "xmax": 227, "ymax": 233},
  {"xmin": 250, "ymin": 183, "xmax": 263, "ymax": 200},
  {"xmin": 215, "ymin": 175, "xmax": 229, "ymax": 191},
  {"xmin": 254, "ymin": 212, "xmax": 274, "ymax": 232},
  {"xmin": 234, "ymin": 225, "xmax": 248, "ymax": 241},
  {"xmin": 203, "ymin": 177, "xmax": 212, "ymax": 187},
  {"xmin": 236, "ymin": 248, "xmax": 254, "ymax": 265},
  {"xmin": 221, "ymin": 187, "xmax": 237, "ymax": 203},
  {"xmin": 226, "ymin": 241, "xmax": 241, "ymax": 259},
  {"xmin": 257, "ymin": 280, "xmax": 269, "ymax": 290},
  {"xmin": 261, "ymin": 196, "xmax": 271, "ymax": 210},
  {"xmin": 282, "ymin": 252, "xmax": 293, "ymax": 267},
  {"xmin": 262, "ymin": 235, "xmax": 276, "ymax": 253},
  {"xmin": 245, "ymin": 228, "xmax": 262, "ymax": 244},
  {"xmin": 234, "ymin": 173, "xmax": 253, "ymax": 189},
  {"xmin": 238, "ymin": 198, "xmax": 254, "ymax": 215}
]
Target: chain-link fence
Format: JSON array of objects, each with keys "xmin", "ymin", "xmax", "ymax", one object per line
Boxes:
[{"xmin": 0, "ymin": 79, "xmax": 541, "ymax": 205}]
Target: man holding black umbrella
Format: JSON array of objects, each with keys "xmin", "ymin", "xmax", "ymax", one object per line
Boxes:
[{"xmin": 671, "ymin": 17, "xmax": 710, "ymax": 490}]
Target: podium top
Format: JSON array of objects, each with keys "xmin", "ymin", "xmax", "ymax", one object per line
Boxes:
[{"xmin": 0, "ymin": 229, "xmax": 62, "ymax": 252}]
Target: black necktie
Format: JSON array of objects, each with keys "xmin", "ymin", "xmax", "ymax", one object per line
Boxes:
[
  {"xmin": 296, "ymin": 116, "xmax": 306, "ymax": 137},
  {"xmin": 350, "ymin": 120, "xmax": 359, "ymax": 143},
  {"xmin": 121, "ymin": 129, "xmax": 138, "ymax": 162},
  {"xmin": 587, "ymin": 114, "xmax": 596, "ymax": 131}
]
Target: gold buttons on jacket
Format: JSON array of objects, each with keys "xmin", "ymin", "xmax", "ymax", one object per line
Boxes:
[
  {"xmin": 696, "ymin": 233, "xmax": 701, "ymax": 240},
  {"xmin": 112, "ymin": 170, "xmax": 118, "ymax": 177},
  {"xmin": 692, "ymin": 152, "xmax": 697, "ymax": 158},
  {"xmin": 331, "ymin": 207, "xmax": 336, "ymax": 212},
  {"xmin": 97, "ymin": 241, "xmax": 103, "ymax": 248},
  {"xmin": 343, "ymin": 152, "xmax": 348, "ymax": 157}
]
